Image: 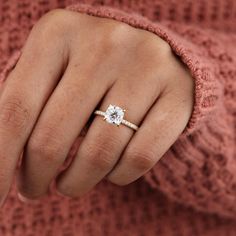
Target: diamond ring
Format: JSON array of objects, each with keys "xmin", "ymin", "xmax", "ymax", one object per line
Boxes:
[{"xmin": 94, "ymin": 104, "xmax": 139, "ymax": 131}]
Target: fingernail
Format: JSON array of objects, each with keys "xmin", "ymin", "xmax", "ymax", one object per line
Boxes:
[
  {"xmin": 17, "ymin": 193, "xmax": 39, "ymax": 204},
  {"xmin": 55, "ymin": 188, "xmax": 70, "ymax": 199},
  {"xmin": 55, "ymin": 189, "xmax": 64, "ymax": 197}
]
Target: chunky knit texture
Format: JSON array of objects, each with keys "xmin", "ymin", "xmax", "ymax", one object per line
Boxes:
[{"xmin": 0, "ymin": 0, "xmax": 235, "ymax": 235}]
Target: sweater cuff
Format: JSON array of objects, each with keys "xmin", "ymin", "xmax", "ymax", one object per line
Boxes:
[{"xmin": 66, "ymin": 3, "xmax": 223, "ymax": 135}]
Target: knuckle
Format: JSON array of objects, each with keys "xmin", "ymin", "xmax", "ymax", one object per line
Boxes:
[
  {"xmin": 27, "ymin": 127, "xmax": 63, "ymax": 164},
  {"xmin": 141, "ymin": 38, "xmax": 172, "ymax": 63},
  {"xmin": 96, "ymin": 23, "xmax": 134, "ymax": 53},
  {"xmin": 0, "ymin": 98, "xmax": 31, "ymax": 132},
  {"xmin": 126, "ymin": 150, "xmax": 156, "ymax": 172},
  {"xmin": 82, "ymin": 137, "xmax": 118, "ymax": 171},
  {"xmin": 153, "ymin": 40, "xmax": 172, "ymax": 62},
  {"xmin": 38, "ymin": 9, "xmax": 69, "ymax": 28},
  {"xmin": 43, "ymin": 8, "xmax": 68, "ymax": 19},
  {"xmin": 32, "ymin": 9, "xmax": 71, "ymax": 42},
  {"xmin": 24, "ymin": 9, "xmax": 74, "ymax": 61},
  {"xmin": 155, "ymin": 38, "xmax": 172, "ymax": 54}
]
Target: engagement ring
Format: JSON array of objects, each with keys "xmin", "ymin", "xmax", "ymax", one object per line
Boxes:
[{"xmin": 94, "ymin": 104, "xmax": 139, "ymax": 131}]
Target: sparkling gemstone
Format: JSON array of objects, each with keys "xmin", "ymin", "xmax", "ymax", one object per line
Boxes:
[{"xmin": 104, "ymin": 104, "xmax": 124, "ymax": 125}]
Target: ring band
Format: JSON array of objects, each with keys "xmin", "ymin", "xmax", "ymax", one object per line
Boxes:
[{"xmin": 94, "ymin": 104, "xmax": 139, "ymax": 131}]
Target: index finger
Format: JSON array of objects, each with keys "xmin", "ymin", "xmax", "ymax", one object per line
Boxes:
[{"xmin": 0, "ymin": 34, "xmax": 66, "ymax": 207}]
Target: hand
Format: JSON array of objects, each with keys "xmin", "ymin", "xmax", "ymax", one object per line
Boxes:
[{"xmin": 0, "ymin": 9, "xmax": 194, "ymax": 202}]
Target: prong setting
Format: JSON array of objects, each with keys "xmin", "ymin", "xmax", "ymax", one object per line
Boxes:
[
  {"xmin": 104, "ymin": 104, "xmax": 124, "ymax": 126},
  {"xmin": 94, "ymin": 105, "xmax": 138, "ymax": 131}
]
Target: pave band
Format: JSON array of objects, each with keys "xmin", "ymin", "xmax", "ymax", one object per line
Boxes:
[{"xmin": 94, "ymin": 105, "xmax": 139, "ymax": 131}]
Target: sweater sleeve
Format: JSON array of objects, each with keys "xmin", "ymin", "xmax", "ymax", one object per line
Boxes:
[{"xmin": 64, "ymin": 4, "xmax": 236, "ymax": 219}]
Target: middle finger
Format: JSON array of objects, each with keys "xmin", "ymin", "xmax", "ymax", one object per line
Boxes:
[{"xmin": 17, "ymin": 59, "xmax": 113, "ymax": 199}]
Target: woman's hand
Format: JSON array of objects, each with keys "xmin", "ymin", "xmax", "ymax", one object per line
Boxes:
[{"xmin": 0, "ymin": 9, "xmax": 194, "ymax": 202}]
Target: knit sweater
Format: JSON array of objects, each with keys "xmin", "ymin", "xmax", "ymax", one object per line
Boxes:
[{"xmin": 0, "ymin": 0, "xmax": 235, "ymax": 235}]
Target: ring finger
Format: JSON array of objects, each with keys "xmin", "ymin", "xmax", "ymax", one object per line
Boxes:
[{"xmin": 56, "ymin": 70, "xmax": 162, "ymax": 197}]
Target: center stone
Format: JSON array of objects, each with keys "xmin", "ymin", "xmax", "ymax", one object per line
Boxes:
[{"xmin": 104, "ymin": 104, "xmax": 124, "ymax": 125}]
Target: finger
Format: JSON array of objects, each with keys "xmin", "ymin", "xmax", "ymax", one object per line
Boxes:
[
  {"xmin": 0, "ymin": 34, "xmax": 66, "ymax": 206},
  {"xmin": 106, "ymin": 81, "xmax": 194, "ymax": 185},
  {"xmin": 17, "ymin": 58, "xmax": 114, "ymax": 199},
  {"xmin": 56, "ymin": 69, "xmax": 162, "ymax": 197}
]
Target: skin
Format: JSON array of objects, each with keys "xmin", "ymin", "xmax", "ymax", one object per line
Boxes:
[{"xmin": 0, "ymin": 9, "xmax": 194, "ymax": 204}]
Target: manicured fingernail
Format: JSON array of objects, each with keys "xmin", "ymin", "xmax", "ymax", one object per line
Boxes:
[{"xmin": 17, "ymin": 193, "xmax": 39, "ymax": 204}]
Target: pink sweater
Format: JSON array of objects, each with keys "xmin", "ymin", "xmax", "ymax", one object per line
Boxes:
[{"xmin": 0, "ymin": 0, "xmax": 235, "ymax": 235}]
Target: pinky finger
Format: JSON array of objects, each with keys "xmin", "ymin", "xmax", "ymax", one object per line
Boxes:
[{"xmin": 106, "ymin": 90, "xmax": 193, "ymax": 186}]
